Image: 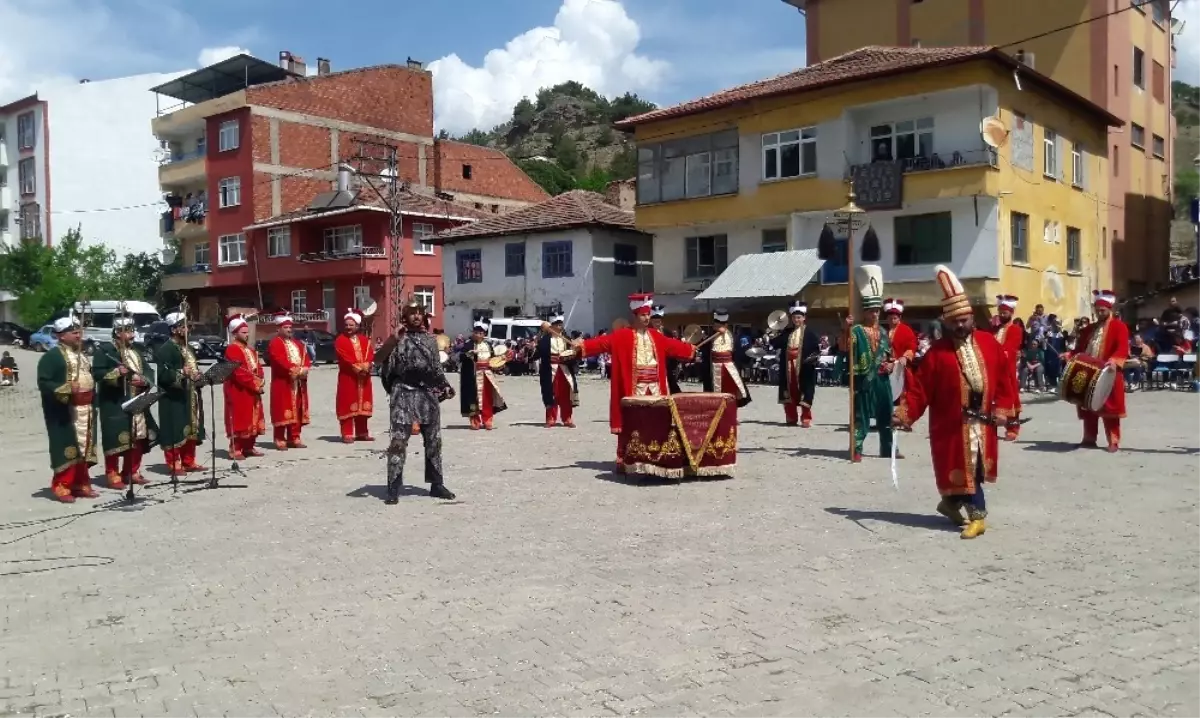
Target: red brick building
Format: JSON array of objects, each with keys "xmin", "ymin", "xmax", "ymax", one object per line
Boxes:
[{"xmin": 152, "ymin": 52, "xmax": 547, "ymax": 330}]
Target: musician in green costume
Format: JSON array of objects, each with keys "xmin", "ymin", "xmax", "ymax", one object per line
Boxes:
[
  {"xmin": 93, "ymin": 317, "xmax": 159, "ymax": 488},
  {"xmin": 36, "ymin": 317, "xmax": 99, "ymax": 503},
  {"xmin": 155, "ymin": 311, "xmax": 206, "ymax": 473},
  {"xmin": 840, "ymin": 265, "xmax": 895, "ymax": 462}
]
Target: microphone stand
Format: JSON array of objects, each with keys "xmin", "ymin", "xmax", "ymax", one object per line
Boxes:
[{"xmin": 184, "ymin": 361, "xmax": 248, "ymax": 494}]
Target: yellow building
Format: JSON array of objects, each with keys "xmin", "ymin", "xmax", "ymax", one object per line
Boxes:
[
  {"xmin": 783, "ymin": 0, "xmax": 1177, "ymax": 299},
  {"xmin": 615, "ymin": 46, "xmax": 1121, "ymax": 329}
]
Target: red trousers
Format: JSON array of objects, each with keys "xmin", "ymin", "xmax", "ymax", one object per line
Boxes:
[
  {"xmin": 104, "ymin": 441, "xmax": 146, "ymax": 478},
  {"xmin": 783, "ymin": 402, "xmax": 813, "ymax": 425},
  {"xmin": 1083, "ymin": 414, "xmax": 1120, "ymax": 445},
  {"xmin": 471, "ymin": 382, "xmax": 495, "ymax": 426},
  {"xmin": 547, "ymin": 370, "xmax": 574, "ymax": 424},
  {"xmin": 339, "ymin": 416, "xmax": 370, "ymax": 439},
  {"xmin": 163, "ymin": 440, "xmax": 200, "ymax": 470},
  {"xmin": 229, "ymin": 436, "xmax": 258, "ymax": 456},
  {"xmin": 273, "ymin": 424, "xmax": 303, "ymax": 444},
  {"xmin": 51, "ymin": 463, "xmax": 91, "ymax": 493}
]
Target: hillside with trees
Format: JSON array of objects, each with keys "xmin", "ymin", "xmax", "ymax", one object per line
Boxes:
[
  {"xmin": 438, "ymin": 82, "xmax": 655, "ymax": 196},
  {"xmin": 1172, "ymin": 80, "xmax": 1198, "ymax": 263}
]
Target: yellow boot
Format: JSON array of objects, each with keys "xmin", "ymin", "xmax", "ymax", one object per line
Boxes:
[
  {"xmin": 960, "ymin": 518, "xmax": 986, "ymax": 539},
  {"xmin": 936, "ymin": 499, "xmax": 966, "ymax": 526}
]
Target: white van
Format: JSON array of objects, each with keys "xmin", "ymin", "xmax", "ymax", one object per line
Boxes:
[
  {"xmin": 71, "ymin": 300, "xmax": 161, "ymax": 346},
  {"xmin": 484, "ymin": 317, "xmax": 544, "ymax": 348}
]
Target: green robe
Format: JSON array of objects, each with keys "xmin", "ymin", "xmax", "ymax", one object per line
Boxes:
[
  {"xmin": 850, "ymin": 324, "xmax": 894, "ymax": 456},
  {"xmin": 36, "ymin": 345, "xmax": 98, "ymax": 472},
  {"xmin": 155, "ymin": 340, "xmax": 205, "ymax": 449},
  {"xmin": 92, "ymin": 343, "xmax": 160, "ymax": 456}
]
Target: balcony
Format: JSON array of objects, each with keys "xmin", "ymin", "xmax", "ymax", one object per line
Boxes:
[
  {"xmin": 161, "ymin": 263, "xmax": 212, "ymax": 291},
  {"xmin": 0, "ymin": 185, "xmax": 10, "ymax": 212},
  {"xmin": 158, "ymin": 151, "xmax": 206, "ymax": 188},
  {"xmin": 846, "ymin": 148, "xmax": 998, "ymax": 210},
  {"xmin": 297, "ymin": 245, "xmax": 387, "ymax": 263},
  {"xmin": 152, "ymin": 90, "xmax": 247, "ymax": 139}
]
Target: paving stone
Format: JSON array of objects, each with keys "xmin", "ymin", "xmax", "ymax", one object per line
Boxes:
[{"xmin": 0, "ymin": 371, "xmax": 1195, "ymax": 715}]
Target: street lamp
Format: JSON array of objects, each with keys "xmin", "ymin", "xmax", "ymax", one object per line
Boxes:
[{"xmin": 819, "ymin": 186, "xmax": 880, "ymax": 461}]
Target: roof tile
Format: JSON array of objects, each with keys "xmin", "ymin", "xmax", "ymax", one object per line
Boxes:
[{"xmin": 433, "ymin": 190, "xmax": 641, "ymax": 243}]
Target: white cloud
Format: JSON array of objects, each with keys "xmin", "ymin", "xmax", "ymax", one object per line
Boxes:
[
  {"xmin": 197, "ymin": 46, "xmax": 252, "ymax": 67},
  {"xmin": 428, "ymin": 0, "xmax": 668, "ymax": 135},
  {"xmin": 1175, "ymin": 0, "xmax": 1200, "ymax": 86}
]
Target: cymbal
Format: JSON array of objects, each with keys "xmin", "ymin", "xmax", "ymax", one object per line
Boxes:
[
  {"xmin": 767, "ymin": 309, "xmax": 789, "ymax": 332},
  {"xmin": 682, "ymin": 324, "xmax": 704, "ymax": 344},
  {"xmin": 435, "ymin": 333, "xmax": 451, "ymax": 351}
]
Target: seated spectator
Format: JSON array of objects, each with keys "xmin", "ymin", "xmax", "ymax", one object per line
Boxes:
[
  {"xmin": 1019, "ymin": 338, "xmax": 1045, "ymax": 393},
  {"xmin": 1125, "ymin": 334, "xmax": 1153, "ymax": 385},
  {"xmin": 0, "ymin": 350, "xmax": 17, "ymax": 384}
]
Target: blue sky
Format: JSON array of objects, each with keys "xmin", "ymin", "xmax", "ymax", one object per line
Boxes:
[{"xmin": 0, "ymin": 0, "xmax": 807, "ymax": 134}]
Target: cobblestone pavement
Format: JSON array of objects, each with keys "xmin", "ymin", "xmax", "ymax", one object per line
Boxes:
[{"xmin": 0, "ymin": 362, "xmax": 1196, "ymax": 717}]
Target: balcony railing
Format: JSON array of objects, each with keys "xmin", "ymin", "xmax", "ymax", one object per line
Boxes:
[
  {"xmin": 298, "ymin": 246, "xmax": 386, "ymax": 263},
  {"xmin": 162, "ymin": 149, "xmax": 205, "ymax": 165},
  {"xmin": 847, "ymin": 148, "xmax": 998, "ymax": 210},
  {"xmin": 847, "ymin": 148, "xmax": 998, "ymax": 180},
  {"xmin": 166, "ymin": 263, "xmax": 212, "ymax": 275}
]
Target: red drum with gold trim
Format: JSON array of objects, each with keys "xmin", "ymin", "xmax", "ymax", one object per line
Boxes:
[
  {"xmin": 1060, "ymin": 353, "xmax": 1115, "ymax": 412},
  {"xmin": 71, "ymin": 390, "xmax": 95, "ymax": 406},
  {"xmin": 617, "ymin": 392, "xmax": 737, "ymax": 479}
]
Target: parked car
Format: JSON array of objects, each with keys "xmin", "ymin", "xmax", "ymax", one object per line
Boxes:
[
  {"xmin": 256, "ymin": 328, "xmax": 336, "ymax": 367},
  {"xmin": 29, "ymin": 325, "xmax": 58, "ymax": 352},
  {"xmin": 0, "ymin": 322, "xmax": 31, "ymax": 347},
  {"xmin": 139, "ymin": 321, "xmax": 227, "ymax": 362}
]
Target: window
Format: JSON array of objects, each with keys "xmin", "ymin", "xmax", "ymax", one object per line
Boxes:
[
  {"xmin": 267, "ymin": 227, "xmax": 291, "ymax": 257},
  {"xmin": 218, "ymin": 177, "xmax": 241, "ymax": 207},
  {"xmin": 637, "ymin": 130, "xmax": 738, "ymax": 204},
  {"xmin": 1152, "ymin": 134, "xmax": 1165, "ymax": 158},
  {"xmin": 218, "ymin": 120, "xmax": 239, "ymax": 152},
  {"xmin": 535, "ymin": 303, "xmax": 563, "ymax": 321},
  {"xmin": 17, "ymin": 158, "xmax": 35, "ymax": 195},
  {"xmin": 456, "ymin": 249, "xmax": 482, "ymax": 283},
  {"xmin": 1010, "ymin": 212, "xmax": 1029, "ymax": 264},
  {"xmin": 472, "ymin": 309, "xmax": 494, "ymax": 324},
  {"xmin": 412, "ymin": 222, "xmax": 435, "ymax": 254},
  {"xmin": 1071, "ymin": 143, "xmax": 1084, "ymax": 187},
  {"xmin": 1132, "ymin": 47, "xmax": 1145, "ymax": 89},
  {"xmin": 1043, "ymin": 129, "xmax": 1058, "ymax": 178},
  {"xmin": 1152, "ymin": 61, "xmax": 1165, "ymax": 102},
  {"xmin": 763, "ymin": 127, "xmax": 818, "ymax": 179},
  {"xmin": 353, "ymin": 285, "xmax": 372, "ymax": 309},
  {"xmin": 323, "ymin": 225, "xmax": 363, "ymax": 253},
  {"xmin": 613, "ymin": 243, "xmax": 638, "ymax": 276},
  {"xmin": 290, "ymin": 290, "xmax": 308, "ymax": 314},
  {"xmin": 461, "ymin": 164, "xmax": 472, "ymax": 180},
  {"xmin": 18, "ymin": 203, "xmax": 40, "ymax": 240},
  {"xmin": 868, "ymin": 117, "xmax": 934, "ymax": 163},
  {"xmin": 0, "ymin": 213, "xmax": 7, "ymax": 233},
  {"xmin": 1066, "ymin": 227, "xmax": 1081, "ymax": 273},
  {"xmin": 820, "ymin": 235, "xmax": 848, "ymax": 284},
  {"xmin": 1131, "ymin": 123, "xmax": 1145, "ymax": 149},
  {"xmin": 893, "ymin": 212, "xmax": 952, "ymax": 266},
  {"xmin": 16, "ymin": 112, "xmax": 34, "ymax": 149},
  {"xmin": 322, "ymin": 283, "xmax": 336, "ymax": 310},
  {"xmin": 193, "ymin": 241, "xmax": 210, "ymax": 266},
  {"xmin": 413, "ymin": 286, "xmax": 436, "ymax": 314},
  {"xmin": 685, "ymin": 235, "xmax": 728, "ymax": 279},
  {"xmin": 218, "ymin": 233, "xmax": 246, "ymax": 265},
  {"xmin": 761, "ymin": 228, "xmax": 787, "ymax": 253},
  {"xmin": 502, "ymin": 306, "xmax": 521, "ymax": 318},
  {"xmin": 542, "ymin": 240, "xmax": 573, "ymax": 278},
  {"xmin": 504, "ymin": 242, "xmax": 525, "ymax": 276},
  {"xmin": 1151, "ymin": 0, "xmax": 1165, "ymax": 25}
]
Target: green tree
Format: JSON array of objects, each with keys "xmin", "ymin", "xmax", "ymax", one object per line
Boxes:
[
  {"xmin": 1177, "ymin": 168, "xmax": 1199, "ymax": 211},
  {"xmin": 512, "ymin": 98, "xmax": 536, "ymax": 131},
  {"xmin": 517, "ymin": 159, "xmax": 576, "ymax": 196},
  {"xmin": 576, "ymin": 166, "xmax": 613, "ymax": 193},
  {"xmin": 554, "ymin": 135, "xmax": 580, "ymax": 174},
  {"xmin": 607, "ymin": 92, "xmax": 657, "ymax": 123},
  {"xmin": 608, "ymin": 143, "xmax": 638, "ymax": 180},
  {"xmin": 456, "ymin": 128, "xmax": 492, "ymax": 147}
]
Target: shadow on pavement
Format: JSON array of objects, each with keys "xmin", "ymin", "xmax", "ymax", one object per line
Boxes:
[{"xmin": 825, "ymin": 506, "xmax": 959, "ymax": 533}]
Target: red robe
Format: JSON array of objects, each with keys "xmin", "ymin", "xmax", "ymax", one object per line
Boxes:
[
  {"xmin": 579, "ymin": 327, "xmax": 696, "ymax": 434},
  {"xmin": 1071, "ymin": 317, "xmax": 1129, "ymax": 419},
  {"xmin": 992, "ymin": 321, "xmax": 1024, "ymax": 412},
  {"xmin": 334, "ymin": 333, "xmax": 375, "ymax": 420},
  {"xmin": 223, "ymin": 342, "xmax": 266, "ymax": 439},
  {"xmin": 267, "ymin": 335, "xmax": 312, "ymax": 428},
  {"xmin": 896, "ymin": 331, "xmax": 1018, "ymax": 496},
  {"xmin": 889, "ymin": 320, "xmax": 918, "ymax": 394}
]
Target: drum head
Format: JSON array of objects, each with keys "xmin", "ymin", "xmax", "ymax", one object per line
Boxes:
[
  {"xmin": 889, "ymin": 361, "xmax": 905, "ymax": 397},
  {"xmin": 1089, "ymin": 363, "xmax": 1117, "ymax": 411}
]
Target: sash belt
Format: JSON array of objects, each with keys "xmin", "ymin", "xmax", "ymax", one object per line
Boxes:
[
  {"xmin": 634, "ymin": 366, "xmax": 658, "ymax": 384},
  {"xmin": 475, "ymin": 361, "xmax": 491, "ymax": 369},
  {"xmin": 712, "ymin": 351, "xmax": 734, "ymax": 363}
]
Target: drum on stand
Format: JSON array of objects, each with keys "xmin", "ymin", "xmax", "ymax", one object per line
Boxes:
[{"xmin": 1060, "ymin": 353, "xmax": 1115, "ymax": 412}]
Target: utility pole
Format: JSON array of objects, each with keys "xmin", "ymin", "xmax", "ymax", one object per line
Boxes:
[{"xmin": 350, "ymin": 139, "xmax": 401, "ymax": 333}]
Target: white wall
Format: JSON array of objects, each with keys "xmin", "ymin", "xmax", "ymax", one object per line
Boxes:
[
  {"xmin": 442, "ymin": 228, "xmax": 599, "ymax": 336},
  {"xmin": 37, "ymin": 71, "xmax": 186, "ymax": 254},
  {"xmin": 790, "ymin": 196, "xmax": 1000, "ymax": 283},
  {"xmin": 583, "ymin": 228, "xmax": 656, "ymax": 334}
]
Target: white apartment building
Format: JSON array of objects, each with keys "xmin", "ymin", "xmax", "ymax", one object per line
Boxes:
[{"xmin": 436, "ymin": 191, "xmax": 655, "ymax": 337}]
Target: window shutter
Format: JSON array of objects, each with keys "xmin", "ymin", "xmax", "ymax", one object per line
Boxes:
[{"xmin": 1080, "ymin": 148, "xmax": 1089, "ymax": 190}]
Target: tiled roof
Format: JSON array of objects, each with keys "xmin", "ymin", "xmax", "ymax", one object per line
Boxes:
[
  {"xmin": 432, "ymin": 190, "xmax": 641, "ymax": 244},
  {"xmin": 433, "ymin": 140, "xmax": 550, "ymax": 204},
  {"xmin": 246, "ymin": 188, "xmax": 492, "ymax": 230},
  {"xmin": 615, "ymin": 46, "xmax": 1121, "ymax": 129}
]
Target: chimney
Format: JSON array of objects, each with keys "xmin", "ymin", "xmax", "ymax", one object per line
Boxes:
[
  {"xmin": 406, "ymin": 57, "xmax": 423, "ymax": 70},
  {"xmin": 291, "ymin": 54, "xmax": 307, "ymax": 76},
  {"xmin": 279, "ymin": 50, "xmax": 307, "ymax": 75},
  {"xmin": 317, "ymin": 57, "xmax": 331, "ymax": 76},
  {"xmin": 336, "ymin": 164, "xmax": 353, "ymax": 193}
]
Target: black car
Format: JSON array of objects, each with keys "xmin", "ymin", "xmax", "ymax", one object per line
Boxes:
[
  {"xmin": 0, "ymin": 322, "xmax": 31, "ymax": 347},
  {"xmin": 256, "ymin": 329, "xmax": 336, "ymax": 367},
  {"xmin": 140, "ymin": 321, "xmax": 226, "ymax": 362}
]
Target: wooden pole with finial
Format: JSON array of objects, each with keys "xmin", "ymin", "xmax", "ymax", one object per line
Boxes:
[{"xmin": 833, "ymin": 184, "xmax": 865, "ymax": 461}]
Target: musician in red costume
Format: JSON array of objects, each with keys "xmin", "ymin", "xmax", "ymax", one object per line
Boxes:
[
  {"xmin": 223, "ymin": 314, "xmax": 266, "ymax": 460},
  {"xmin": 990, "ymin": 294, "xmax": 1024, "ymax": 440},
  {"xmin": 1070, "ymin": 290, "xmax": 1129, "ymax": 452},
  {"xmin": 883, "ymin": 297, "xmax": 917, "ymax": 401},
  {"xmin": 894, "ymin": 265, "xmax": 1018, "ymax": 540},
  {"xmin": 334, "ymin": 307, "xmax": 375, "ymax": 443},
  {"xmin": 570, "ymin": 293, "xmax": 697, "ymax": 437},
  {"xmin": 266, "ymin": 313, "xmax": 311, "ymax": 450}
]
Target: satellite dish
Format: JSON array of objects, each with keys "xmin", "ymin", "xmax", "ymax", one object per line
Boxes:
[{"xmin": 980, "ymin": 116, "xmax": 1010, "ymax": 149}]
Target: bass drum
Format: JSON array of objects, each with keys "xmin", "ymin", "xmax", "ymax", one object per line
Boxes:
[{"xmin": 1060, "ymin": 353, "xmax": 1115, "ymax": 412}]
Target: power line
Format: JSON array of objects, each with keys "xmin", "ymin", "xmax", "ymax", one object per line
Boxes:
[{"xmin": 997, "ymin": 1, "xmax": 1146, "ymax": 49}]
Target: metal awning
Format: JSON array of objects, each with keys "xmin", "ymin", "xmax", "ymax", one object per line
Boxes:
[
  {"xmin": 695, "ymin": 250, "xmax": 824, "ymax": 301},
  {"xmin": 149, "ymin": 54, "xmax": 297, "ymax": 105}
]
